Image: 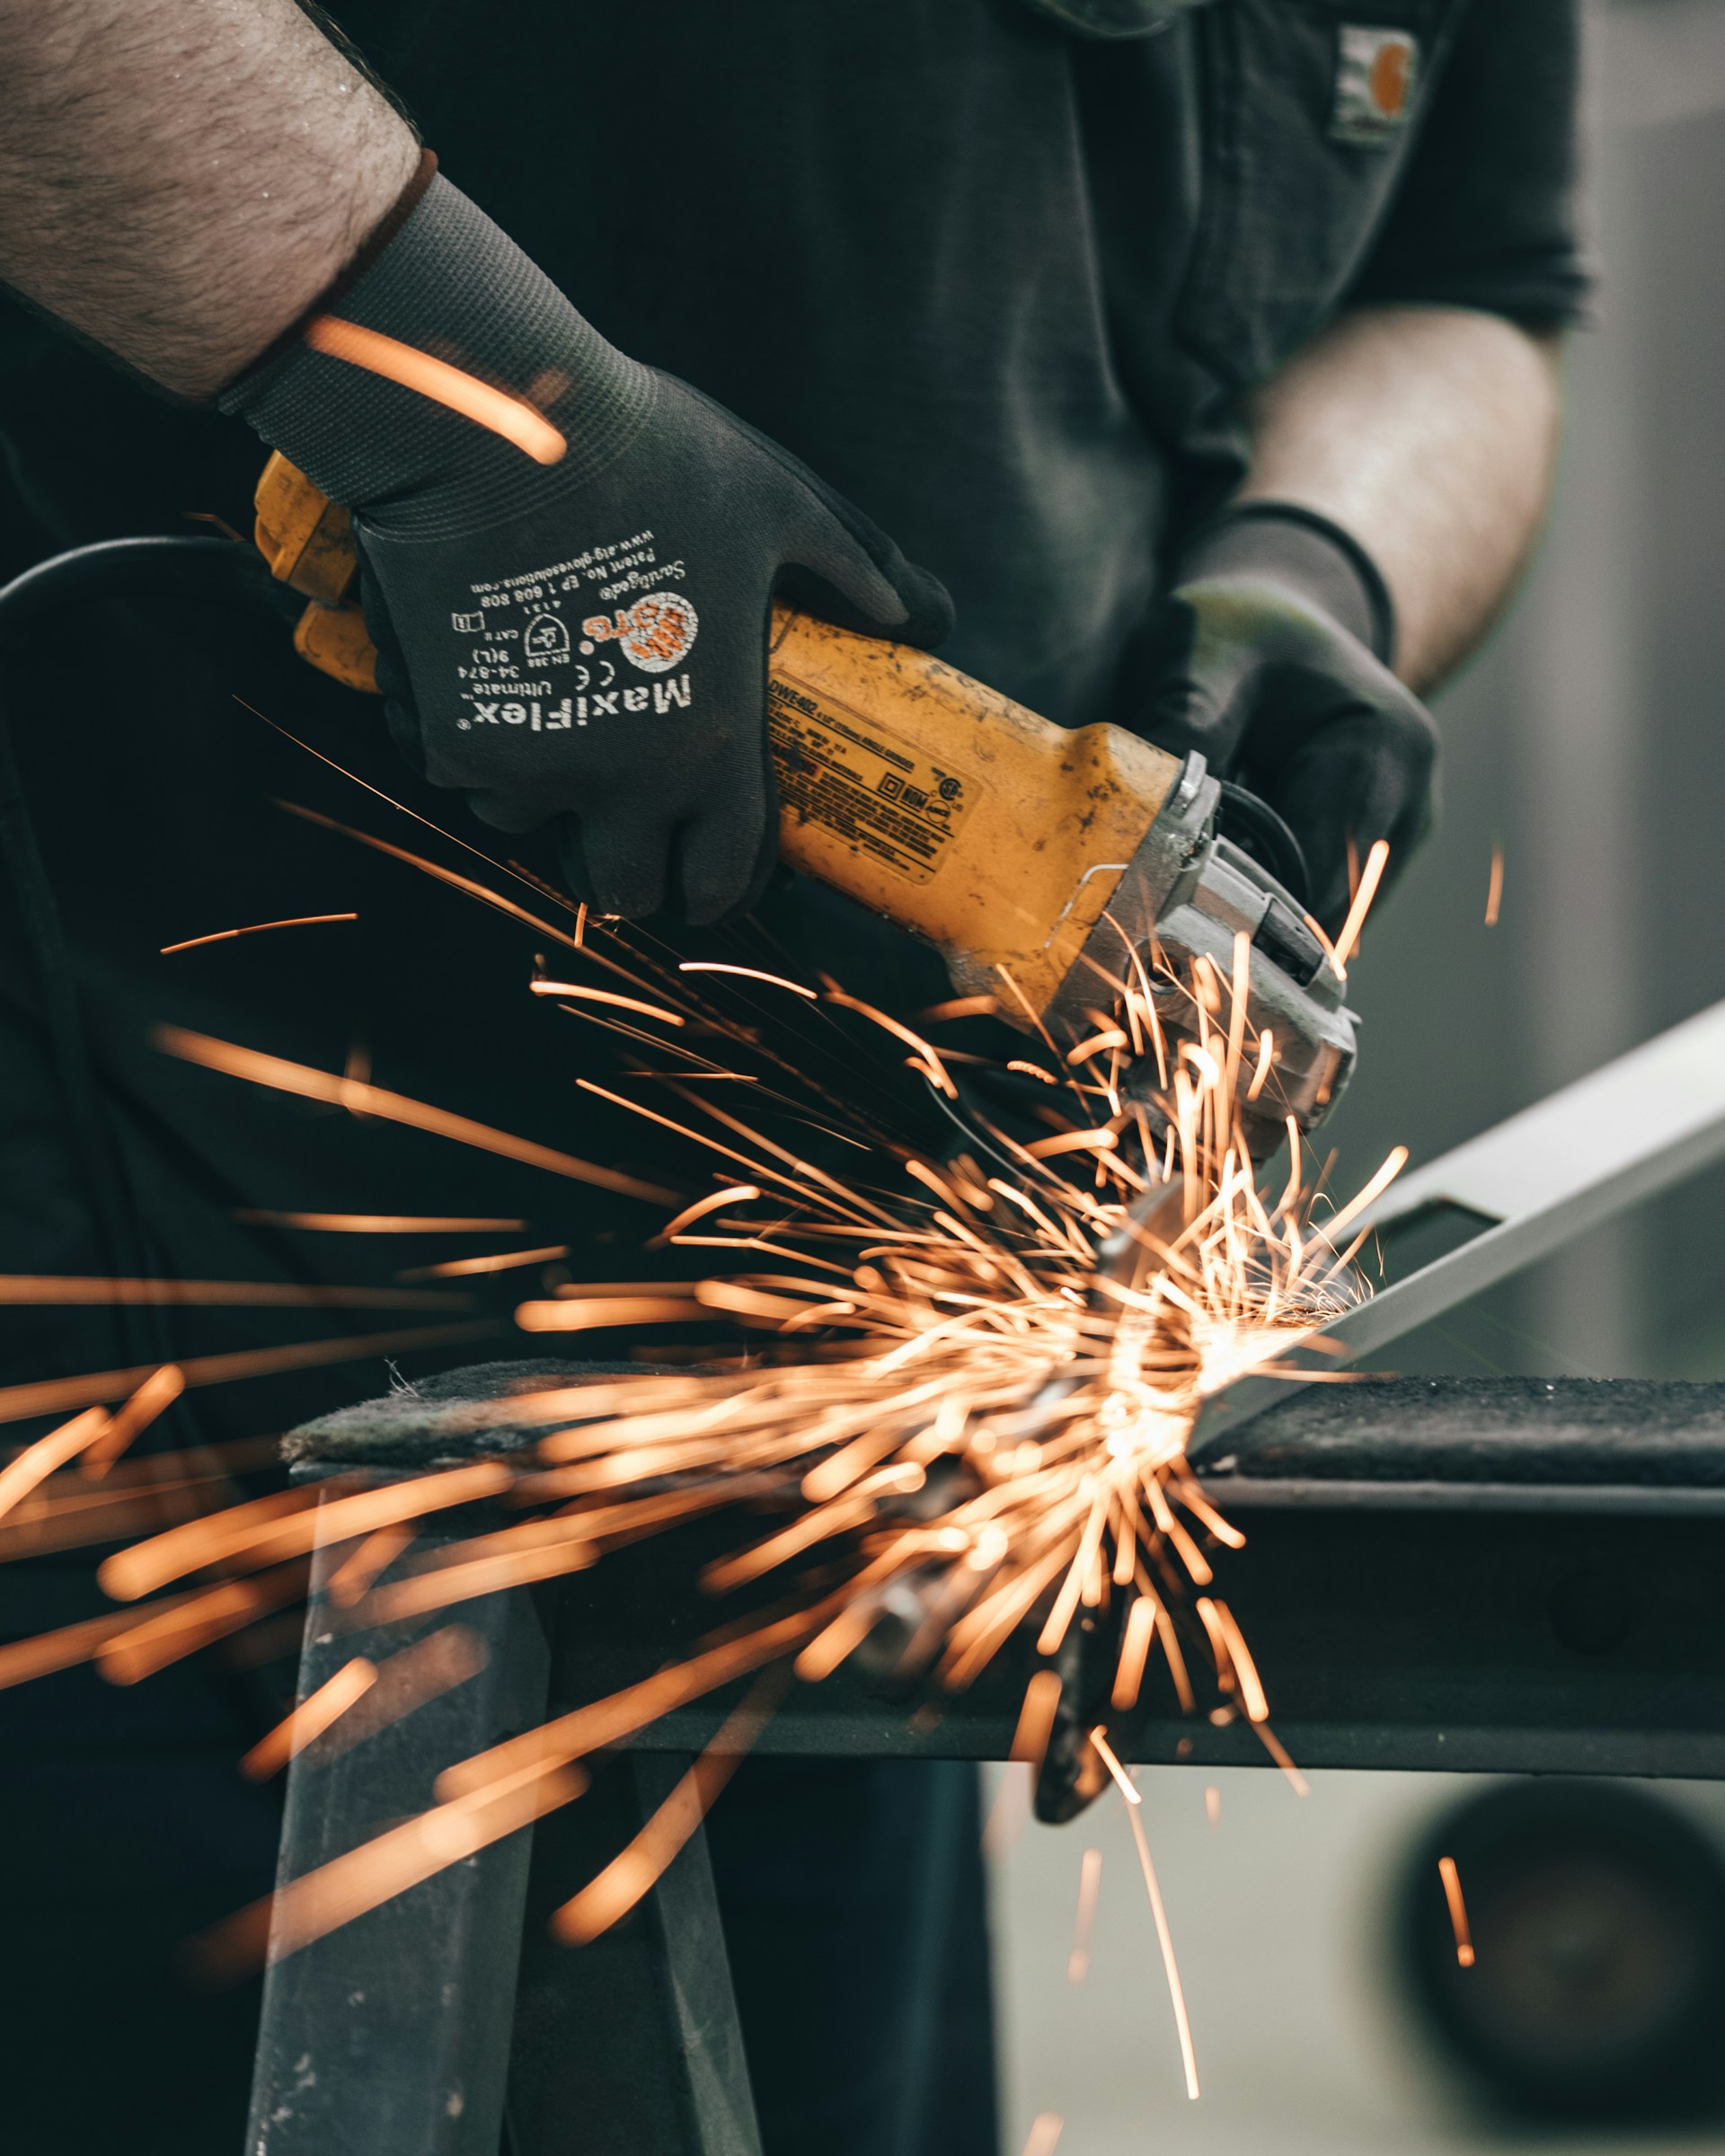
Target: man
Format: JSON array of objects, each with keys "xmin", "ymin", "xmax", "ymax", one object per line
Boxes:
[{"xmin": 0, "ymin": 3, "xmax": 1586, "ymax": 2151}]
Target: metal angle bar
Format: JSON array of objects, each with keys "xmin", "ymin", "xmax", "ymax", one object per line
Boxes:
[{"xmin": 1199, "ymin": 996, "xmax": 1725, "ymax": 1440}]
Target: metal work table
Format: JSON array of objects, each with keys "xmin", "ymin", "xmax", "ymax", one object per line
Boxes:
[{"xmin": 247, "ymin": 1373, "xmax": 1725, "ymax": 2155}]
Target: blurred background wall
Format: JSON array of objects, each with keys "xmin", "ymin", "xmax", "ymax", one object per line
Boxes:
[{"xmin": 992, "ymin": 6, "xmax": 1725, "ymax": 2149}]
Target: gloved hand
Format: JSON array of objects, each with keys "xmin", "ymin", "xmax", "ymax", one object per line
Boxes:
[
  {"xmin": 223, "ymin": 165, "xmax": 951, "ymax": 923},
  {"xmin": 1118, "ymin": 502, "xmax": 1437, "ymax": 934}
]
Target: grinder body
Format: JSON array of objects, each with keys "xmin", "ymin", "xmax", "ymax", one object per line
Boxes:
[{"xmin": 254, "ymin": 453, "xmax": 1355, "ymax": 1140}]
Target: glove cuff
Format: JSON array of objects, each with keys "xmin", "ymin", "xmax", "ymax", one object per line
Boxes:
[
  {"xmin": 1175, "ymin": 501, "xmax": 1397, "ymax": 669},
  {"xmin": 219, "ymin": 172, "xmax": 651, "ymax": 536}
]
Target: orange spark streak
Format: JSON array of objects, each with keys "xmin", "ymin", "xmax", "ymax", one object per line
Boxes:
[
  {"xmin": 1245, "ymin": 1029, "xmax": 1275, "ymax": 1103},
  {"xmin": 0, "ymin": 1277, "xmax": 464, "ymax": 1311},
  {"xmin": 1087, "ymin": 1726, "xmax": 1141, "ymax": 1807},
  {"xmin": 310, "ymin": 1626, "xmax": 490, "ymax": 1761},
  {"xmin": 552, "ymin": 1676, "xmax": 783, "ymax": 1943},
  {"xmin": 1173, "ymin": 1481, "xmax": 1246, "ymax": 1551},
  {"xmin": 1484, "ymin": 844, "xmax": 1505, "ymax": 928},
  {"xmin": 516, "ymin": 1296, "xmax": 700, "ymax": 1333},
  {"xmin": 529, "ymin": 981, "xmax": 686, "ymax": 1025},
  {"xmin": 304, "ymin": 317, "xmax": 566, "ymax": 464},
  {"xmin": 793, "ymin": 1598, "xmax": 885, "ymax": 1683},
  {"xmin": 241, "ymin": 1658, "xmax": 377, "ymax": 1780},
  {"xmin": 199, "ymin": 1761, "xmax": 589, "ymax": 1977},
  {"xmin": 677, "ymin": 961, "xmax": 817, "ymax": 999},
  {"xmin": 699, "ymin": 1491, "xmax": 879, "ymax": 1593},
  {"xmin": 161, "ymin": 913, "xmax": 357, "ymax": 956},
  {"xmin": 1021, "ymin": 2114, "xmax": 1064, "ymax": 2156},
  {"xmin": 1022, "ymin": 1127, "xmax": 1118, "ymax": 1161},
  {"xmin": 650, "ymin": 1185, "xmax": 762, "ymax": 1248},
  {"xmin": 1252, "ymin": 1722, "xmax": 1310, "ymax": 1796},
  {"xmin": 1204, "ymin": 1599, "xmax": 1269, "ymax": 1722},
  {"xmin": 820, "ymin": 989, "xmax": 957, "ymax": 1097},
  {"xmin": 0, "ymin": 1322, "xmax": 497, "ymax": 1429},
  {"xmin": 324, "ymin": 1522, "xmax": 415, "ymax": 1607},
  {"xmin": 356, "ymin": 1535, "xmax": 598, "ymax": 1623},
  {"xmin": 1125, "ymin": 1797, "xmax": 1201, "ymax": 2101},
  {"xmin": 401, "ymin": 1245, "xmax": 568, "ymax": 1280},
  {"xmin": 1205, "ymin": 1786, "xmax": 1221, "ymax": 1827},
  {"xmin": 79, "ymin": 1364, "xmax": 185, "ymax": 1479},
  {"xmin": 1009, "ymin": 1669, "xmax": 1063, "ymax": 1772},
  {"xmin": 234, "ymin": 1212, "xmax": 526, "ymax": 1233},
  {"xmin": 919, "ymin": 994, "xmax": 999, "ymax": 1022},
  {"xmin": 97, "ymin": 1562, "xmax": 310, "ymax": 1685},
  {"xmin": 156, "ymin": 1028, "xmax": 678, "ymax": 1206},
  {"xmin": 1438, "ymin": 1855, "xmax": 1476, "ymax": 1967},
  {"xmin": 1006, "ymin": 1060, "xmax": 1057, "ymax": 1084},
  {"xmin": 0, "ymin": 1408, "xmax": 114, "ymax": 1523},
  {"xmin": 1111, "ymin": 1594, "xmax": 1158, "ymax": 1711},
  {"xmin": 1310, "ymin": 1145, "xmax": 1409, "ymax": 1257},
  {"xmin": 275, "ymin": 800, "xmax": 597, "ymax": 962},
  {"xmin": 437, "ymin": 1610, "xmax": 822, "ymax": 1803},
  {"xmin": 1330, "ymin": 838, "xmax": 1390, "ymax": 974},
  {"xmin": 1067, "ymin": 1847, "xmax": 1103, "ymax": 1984},
  {"xmin": 1067, "ymin": 1029, "xmax": 1129, "ymax": 1067},
  {"xmin": 0, "ymin": 1602, "xmax": 185, "ymax": 1690},
  {"xmin": 100, "ymin": 1460, "xmax": 513, "ymax": 1604}
]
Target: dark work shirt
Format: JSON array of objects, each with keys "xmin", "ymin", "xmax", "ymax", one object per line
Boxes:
[
  {"xmin": 1, "ymin": 0, "xmax": 1592, "ymax": 724},
  {"xmin": 0, "ymin": 0, "xmax": 1593, "ymax": 1394}
]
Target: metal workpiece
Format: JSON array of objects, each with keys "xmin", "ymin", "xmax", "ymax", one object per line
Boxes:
[
  {"xmin": 248, "ymin": 1373, "xmax": 1725, "ymax": 2156},
  {"xmin": 245, "ymin": 1485, "xmax": 761, "ymax": 2156},
  {"xmin": 246, "ymin": 1523, "xmax": 553, "ymax": 2156},
  {"xmin": 279, "ymin": 1371, "xmax": 1725, "ymax": 1789},
  {"xmin": 505, "ymin": 1751, "xmax": 761, "ymax": 2156},
  {"xmin": 1199, "ymin": 994, "xmax": 1725, "ymax": 1443},
  {"xmin": 597, "ymin": 1378, "xmax": 1725, "ymax": 1782}
]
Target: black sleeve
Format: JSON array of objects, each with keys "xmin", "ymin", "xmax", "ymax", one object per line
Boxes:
[{"xmin": 1347, "ymin": 0, "xmax": 1596, "ymax": 326}]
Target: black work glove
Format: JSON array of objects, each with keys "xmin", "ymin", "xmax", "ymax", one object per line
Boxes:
[
  {"xmin": 223, "ymin": 169, "xmax": 951, "ymax": 923},
  {"xmin": 1118, "ymin": 502, "xmax": 1437, "ymax": 934}
]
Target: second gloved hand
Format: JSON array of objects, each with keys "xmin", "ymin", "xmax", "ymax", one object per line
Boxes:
[
  {"xmin": 1119, "ymin": 502, "xmax": 1437, "ymax": 934},
  {"xmin": 223, "ymin": 171, "xmax": 951, "ymax": 923}
]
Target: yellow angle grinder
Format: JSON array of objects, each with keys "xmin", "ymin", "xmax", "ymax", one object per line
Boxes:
[{"xmin": 253, "ymin": 452, "xmax": 1357, "ymax": 1145}]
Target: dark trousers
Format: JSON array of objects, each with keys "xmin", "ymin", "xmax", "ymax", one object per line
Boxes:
[{"xmin": 0, "ymin": 1660, "xmax": 997, "ymax": 2156}]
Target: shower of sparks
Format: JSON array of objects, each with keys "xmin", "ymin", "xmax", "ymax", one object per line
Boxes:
[
  {"xmin": 0, "ymin": 771, "xmax": 1403, "ymax": 2087},
  {"xmin": 161, "ymin": 912, "xmax": 357, "ymax": 956},
  {"xmin": 1438, "ymin": 1855, "xmax": 1476, "ymax": 1967}
]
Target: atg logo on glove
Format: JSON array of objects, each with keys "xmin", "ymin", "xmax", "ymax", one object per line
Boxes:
[{"xmin": 581, "ymin": 593, "xmax": 701, "ymax": 673}]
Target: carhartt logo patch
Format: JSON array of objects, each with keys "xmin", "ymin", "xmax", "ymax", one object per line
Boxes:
[{"xmin": 1331, "ymin": 26, "xmax": 1419, "ymax": 146}]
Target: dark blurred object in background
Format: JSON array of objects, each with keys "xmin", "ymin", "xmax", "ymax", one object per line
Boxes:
[{"xmin": 1401, "ymin": 1780, "xmax": 1725, "ymax": 2122}]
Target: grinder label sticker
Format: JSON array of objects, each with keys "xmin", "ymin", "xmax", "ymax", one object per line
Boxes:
[{"xmin": 768, "ymin": 672, "xmax": 978, "ymax": 886}]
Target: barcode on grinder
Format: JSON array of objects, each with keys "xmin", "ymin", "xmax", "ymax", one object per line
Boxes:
[{"xmin": 767, "ymin": 676, "xmax": 978, "ymax": 885}]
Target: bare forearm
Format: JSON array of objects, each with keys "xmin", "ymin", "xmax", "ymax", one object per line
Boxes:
[
  {"xmin": 1239, "ymin": 305, "xmax": 1564, "ymax": 691},
  {"xmin": 0, "ymin": 0, "xmax": 417, "ymax": 399}
]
